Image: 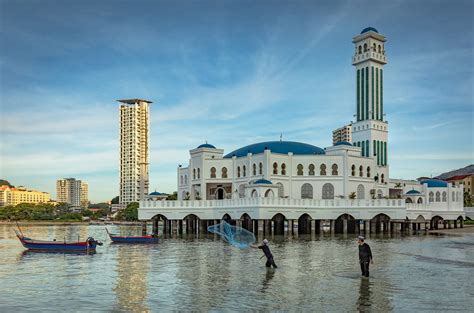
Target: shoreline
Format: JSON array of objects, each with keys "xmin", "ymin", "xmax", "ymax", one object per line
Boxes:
[
  {"xmin": 428, "ymin": 224, "xmax": 474, "ymax": 235},
  {"xmin": 0, "ymin": 220, "xmax": 143, "ymax": 226}
]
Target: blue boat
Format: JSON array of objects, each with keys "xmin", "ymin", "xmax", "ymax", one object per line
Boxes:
[
  {"xmin": 106, "ymin": 228, "xmax": 159, "ymax": 243},
  {"xmin": 15, "ymin": 230, "xmax": 102, "ymax": 252}
]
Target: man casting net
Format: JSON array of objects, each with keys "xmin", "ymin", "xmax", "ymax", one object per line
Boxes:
[{"xmin": 207, "ymin": 220, "xmax": 256, "ymax": 249}]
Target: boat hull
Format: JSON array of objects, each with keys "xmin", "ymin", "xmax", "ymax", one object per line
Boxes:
[
  {"xmin": 109, "ymin": 235, "xmax": 159, "ymax": 244},
  {"xmin": 17, "ymin": 235, "xmax": 97, "ymax": 252}
]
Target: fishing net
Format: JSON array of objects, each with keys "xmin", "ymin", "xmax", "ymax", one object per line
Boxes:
[{"xmin": 207, "ymin": 220, "xmax": 256, "ymax": 249}]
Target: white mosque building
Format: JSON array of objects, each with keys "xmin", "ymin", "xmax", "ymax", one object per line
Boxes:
[{"xmin": 139, "ymin": 27, "xmax": 465, "ymax": 235}]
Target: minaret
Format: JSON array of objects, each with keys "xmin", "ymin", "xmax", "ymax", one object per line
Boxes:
[{"xmin": 351, "ymin": 27, "xmax": 388, "ymax": 167}]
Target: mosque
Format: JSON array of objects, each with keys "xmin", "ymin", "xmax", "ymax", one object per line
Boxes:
[{"xmin": 139, "ymin": 27, "xmax": 465, "ymax": 235}]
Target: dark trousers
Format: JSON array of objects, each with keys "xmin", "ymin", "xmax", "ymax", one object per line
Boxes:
[
  {"xmin": 266, "ymin": 257, "xmax": 277, "ymax": 268},
  {"xmin": 360, "ymin": 261, "xmax": 370, "ymax": 277}
]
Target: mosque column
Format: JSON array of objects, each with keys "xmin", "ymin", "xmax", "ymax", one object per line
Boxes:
[
  {"xmin": 293, "ymin": 220, "xmax": 299, "ymax": 237},
  {"xmin": 460, "ymin": 219, "xmax": 464, "ymax": 228},
  {"xmin": 172, "ymin": 220, "xmax": 177, "ymax": 235},
  {"xmin": 330, "ymin": 220, "xmax": 335, "ymax": 235},
  {"xmin": 311, "ymin": 220, "xmax": 316, "ymax": 235},
  {"xmin": 343, "ymin": 219, "xmax": 348, "ymax": 235},
  {"xmin": 152, "ymin": 219, "xmax": 158, "ymax": 235},
  {"xmin": 142, "ymin": 221, "xmax": 147, "ymax": 236},
  {"xmin": 454, "ymin": 220, "xmax": 458, "ymax": 228},
  {"xmin": 387, "ymin": 221, "xmax": 391, "ymax": 233},
  {"xmin": 288, "ymin": 219, "xmax": 293, "ymax": 236}
]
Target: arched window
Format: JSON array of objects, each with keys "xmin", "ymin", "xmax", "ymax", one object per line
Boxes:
[
  {"xmin": 301, "ymin": 183, "xmax": 313, "ymax": 199},
  {"xmin": 331, "ymin": 164, "xmax": 338, "ymax": 175},
  {"xmin": 366, "ymin": 166, "xmax": 371, "ymax": 178},
  {"xmin": 357, "ymin": 184, "xmax": 365, "ymax": 199},
  {"xmin": 320, "ymin": 164, "xmax": 326, "ymax": 176},
  {"xmin": 452, "ymin": 191, "xmax": 455, "ymax": 202},
  {"xmin": 373, "ymin": 43, "xmax": 376, "ymax": 51},
  {"xmin": 417, "ymin": 198, "xmax": 423, "ymax": 204},
  {"xmin": 442, "ymin": 191, "xmax": 447, "ymax": 202},
  {"xmin": 210, "ymin": 167, "xmax": 216, "ymax": 178},
  {"xmin": 363, "ymin": 43, "xmax": 367, "ymax": 52},
  {"xmin": 309, "ymin": 164, "xmax": 315, "ymax": 175},
  {"xmin": 259, "ymin": 162, "xmax": 263, "ymax": 175},
  {"xmin": 193, "ymin": 169, "xmax": 196, "ymax": 180},
  {"xmin": 322, "ymin": 183, "xmax": 334, "ymax": 199},
  {"xmin": 377, "ymin": 189, "xmax": 383, "ymax": 198},
  {"xmin": 281, "ymin": 163, "xmax": 286, "ymax": 175},
  {"xmin": 273, "ymin": 162, "xmax": 278, "ymax": 175},
  {"xmin": 297, "ymin": 164, "xmax": 303, "ymax": 176},
  {"xmin": 197, "ymin": 168, "xmax": 200, "ymax": 179},
  {"xmin": 359, "ymin": 165, "xmax": 363, "ymax": 177},
  {"xmin": 238, "ymin": 184, "xmax": 245, "ymax": 198},
  {"xmin": 429, "ymin": 192, "xmax": 434, "ymax": 202},
  {"xmin": 358, "ymin": 45, "xmax": 362, "ymax": 54},
  {"xmin": 237, "ymin": 166, "xmax": 241, "ymax": 178},
  {"xmin": 381, "ymin": 173, "xmax": 385, "ymax": 183},
  {"xmin": 378, "ymin": 45, "xmax": 381, "ymax": 53},
  {"xmin": 252, "ymin": 163, "xmax": 256, "ymax": 176},
  {"xmin": 276, "ymin": 183, "xmax": 284, "ymax": 198},
  {"xmin": 264, "ymin": 189, "xmax": 274, "ymax": 198},
  {"xmin": 405, "ymin": 198, "xmax": 413, "ymax": 204},
  {"xmin": 251, "ymin": 189, "xmax": 258, "ymax": 198},
  {"xmin": 222, "ymin": 167, "xmax": 228, "ymax": 178},
  {"xmin": 243, "ymin": 165, "xmax": 246, "ymax": 177},
  {"xmin": 351, "ymin": 165, "xmax": 355, "ymax": 176},
  {"xmin": 435, "ymin": 191, "xmax": 441, "ymax": 202}
]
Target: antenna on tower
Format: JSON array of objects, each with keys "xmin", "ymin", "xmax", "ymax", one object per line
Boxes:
[{"xmin": 280, "ymin": 133, "xmax": 283, "ymax": 142}]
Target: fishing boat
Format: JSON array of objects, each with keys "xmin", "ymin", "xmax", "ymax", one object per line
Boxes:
[
  {"xmin": 15, "ymin": 230, "xmax": 102, "ymax": 252},
  {"xmin": 106, "ymin": 228, "xmax": 159, "ymax": 243}
]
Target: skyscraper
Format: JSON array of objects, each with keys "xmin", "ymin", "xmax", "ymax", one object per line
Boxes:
[
  {"xmin": 56, "ymin": 178, "xmax": 86, "ymax": 208},
  {"xmin": 332, "ymin": 123, "xmax": 352, "ymax": 145},
  {"xmin": 80, "ymin": 182, "xmax": 89, "ymax": 208},
  {"xmin": 351, "ymin": 27, "xmax": 388, "ymax": 167},
  {"xmin": 117, "ymin": 99, "xmax": 151, "ymax": 207}
]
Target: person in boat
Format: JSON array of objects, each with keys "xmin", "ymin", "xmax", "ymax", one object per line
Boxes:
[
  {"xmin": 357, "ymin": 236, "xmax": 373, "ymax": 277},
  {"xmin": 252, "ymin": 239, "xmax": 277, "ymax": 268}
]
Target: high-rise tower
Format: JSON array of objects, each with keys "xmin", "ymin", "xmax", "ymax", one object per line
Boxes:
[
  {"xmin": 118, "ymin": 99, "xmax": 151, "ymax": 207},
  {"xmin": 351, "ymin": 27, "xmax": 388, "ymax": 167}
]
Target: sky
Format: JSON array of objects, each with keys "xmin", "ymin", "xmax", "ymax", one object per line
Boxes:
[{"xmin": 0, "ymin": 0, "xmax": 473, "ymax": 203}]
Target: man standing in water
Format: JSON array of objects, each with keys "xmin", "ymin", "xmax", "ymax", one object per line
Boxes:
[
  {"xmin": 252, "ymin": 239, "xmax": 277, "ymax": 268},
  {"xmin": 357, "ymin": 236, "xmax": 373, "ymax": 277}
]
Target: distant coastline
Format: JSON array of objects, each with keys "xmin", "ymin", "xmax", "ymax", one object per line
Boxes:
[{"xmin": 0, "ymin": 220, "xmax": 142, "ymax": 226}]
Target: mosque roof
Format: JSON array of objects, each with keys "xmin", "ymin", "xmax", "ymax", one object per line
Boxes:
[
  {"xmin": 361, "ymin": 27, "xmax": 378, "ymax": 34},
  {"xmin": 420, "ymin": 179, "xmax": 448, "ymax": 188},
  {"xmin": 334, "ymin": 141, "xmax": 353, "ymax": 146},
  {"xmin": 223, "ymin": 141, "xmax": 325, "ymax": 158},
  {"xmin": 149, "ymin": 191, "xmax": 164, "ymax": 196},
  {"xmin": 197, "ymin": 143, "xmax": 216, "ymax": 149},
  {"xmin": 253, "ymin": 179, "xmax": 273, "ymax": 185},
  {"xmin": 406, "ymin": 190, "xmax": 421, "ymax": 195}
]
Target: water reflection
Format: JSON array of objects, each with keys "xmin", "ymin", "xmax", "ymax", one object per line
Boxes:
[
  {"xmin": 261, "ymin": 268, "xmax": 275, "ymax": 292},
  {"xmin": 356, "ymin": 278, "xmax": 372, "ymax": 311}
]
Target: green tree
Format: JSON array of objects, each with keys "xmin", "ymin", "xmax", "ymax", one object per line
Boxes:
[
  {"xmin": 111, "ymin": 196, "xmax": 119, "ymax": 204},
  {"xmin": 167, "ymin": 191, "xmax": 178, "ymax": 200},
  {"xmin": 464, "ymin": 192, "xmax": 473, "ymax": 207},
  {"xmin": 116, "ymin": 202, "xmax": 139, "ymax": 221}
]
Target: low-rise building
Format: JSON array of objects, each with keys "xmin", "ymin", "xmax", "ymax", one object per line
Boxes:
[
  {"xmin": 332, "ymin": 124, "xmax": 352, "ymax": 145},
  {"xmin": 445, "ymin": 174, "xmax": 473, "ymax": 203},
  {"xmin": 0, "ymin": 185, "xmax": 51, "ymax": 207}
]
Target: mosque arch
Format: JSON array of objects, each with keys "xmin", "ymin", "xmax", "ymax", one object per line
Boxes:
[
  {"xmin": 417, "ymin": 197, "xmax": 423, "ymax": 204},
  {"xmin": 240, "ymin": 213, "xmax": 252, "ymax": 231},
  {"xmin": 357, "ymin": 184, "xmax": 365, "ymax": 199},
  {"xmin": 301, "ymin": 183, "xmax": 313, "ymax": 199},
  {"xmin": 259, "ymin": 162, "xmax": 263, "ymax": 175},
  {"xmin": 273, "ymin": 162, "xmax": 278, "ymax": 174},
  {"xmin": 366, "ymin": 166, "xmax": 371, "ymax": 178},
  {"xmin": 281, "ymin": 163, "xmax": 286, "ymax": 175},
  {"xmin": 264, "ymin": 189, "xmax": 274, "ymax": 198},
  {"xmin": 405, "ymin": 198, "xmax": 413, "ymax": 204},
  {"xmin": 197, "ymin": 168, "xmax": 200, "ymax": 178},
  {"xmin": 358, "ymin": 45, "xmax": 362, "ymax": 54},
  {"xmin": 381, "ymin": 173, "xmax": 385, "ymax": 183},
  {"xmin": 193, "ymin": 168, "xmax": 196, "ymax": 180},
  {"xmin": 351, "ymin": 165, "xmax": 355, "ymax": 176},
  {"xmin": 320, "ymin": 164, "xmax": 327, "ymax": 176},
  {"xmin": 359, "ymin": 165, "xmax": 363, "ymax": 177},
  {"xmin": 252, "ymin": 163, "xmax": 257, "ymax": 176},
  {"xmin": 442, "ymin": 191, "xmax": 447, "ymax": 202},
  {"xmin": 373, "ymin": 43, "xmax": 376, "ymax": 51},
  {"xmin": 243, "ymin": 165, "xmax": 246, "ymax": 177},
  {"xmin": 272, "ymin": 213, "xmax": 286, "ymax": 235},
  {"xmin": 210, "ymin": 167, "xmax": 216, "ymax": 178},
  {"xmin": 216, "ymin": 187, "xmax": 225, "ymax": 200},
  {"xmin": 221, "ymin": 167, "xmax": 228, "ymax": 178},
  {"xmin": 251, "ymin": 189, "xmax": 258, "ymax": 198},
  {"xmin": 435, "ymin": 191, "xmax": 441, "ymax": 202},
  {"xmin": 331, "ymin": 164, "xmax": 338, "ymax": 176},
  {"xmin": 237, "ymin": 166, "xmax": 241, "ymax": 178},
  {"xmin": 221, "ymin": 213, "xmax": 232, "ymax": 222},
  {"xmin": 378, "ymin": 45, "xmax": 381, "ymax": 53},
  {"xmin": 298, "ymin": 213, "xmax": 312, "ymax": 234},
  {"xmin": 297, "ymin": 164, "xmax": 304, "ymax": 176},
  {"xmin": 335, "ymin": 213, "xmax": 356, "ymax": 233},
  {"xmin": 363, "ymin": 43, "xmax": 368, "ymax": 51},
  {"xmin": 322, "ymin": 183, "xmax": 334, "ymax": 199},
  {"xmin": 429, "ymin": 191, "xmax": 434, "ymax": 202},
  {"xmin": 309, "ymin": 164, "xmax": 315, "ymax": 175}
]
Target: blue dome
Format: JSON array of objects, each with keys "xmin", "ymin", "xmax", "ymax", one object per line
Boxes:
[
  {"xmin": 361, "ymin": 27, "xmax": 378, "ymax": 34},
  {"xmin": 421, "ymin": 180, "xmax": 448, "ymax": 188},
  {"xmin": 334, "ymin": 141, "xmax": 353, "ymax": 146},
  {"xmin": 224, "ymin": 141, "xmax": 325, "ymax": 158},
  {"xmin": 197, "ymin": 143, "xmax": 216, "ymax": 149},
  {"xmin": 253, "ymin": 179, "xmax": 272, "ymax": 185},
  {"xmin": 149, "ymin": 191, "xmax": 164, "ymax": 196},
  {"xmin": 406, "ymin": 189, "xmax": 421, "ymax": 195}
]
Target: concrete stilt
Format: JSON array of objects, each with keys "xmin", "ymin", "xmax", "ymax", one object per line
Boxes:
[
  {"xmin": 448, "ymin": 221, "xmax": 452, "ymax": 229},
  {"xmin": 142, "ymin": 221, "xmax": 147, "ymax": 235},
  {"xmin": 461, "ymin": 220, "xmax": 464, "ymax": 228},
  {"xmin": 454, "ymin": 220, "xmax": 458, "ymax": 228},
  {"xmin": 370, "ymin": 222, "xmax": 376, "ymax": 234},
  {"xmin": 343, "ymin": 219, "xmax": 348, "ymax": 235},
  {"xmin": 311, "ymin": 220, "xmax": 316, "ymax": 235},
  {"xmin": 387, "ymin": 221, "xmax": 391, "ymax": 233},
  {"xmin": 330, "ymin": 220, "xmax": 335, "ymax": 235}
]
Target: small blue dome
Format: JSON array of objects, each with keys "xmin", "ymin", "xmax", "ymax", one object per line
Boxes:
[
  {"xmin": 149, "ymin": 191, "xmax": 164, "ymax": 196},
  {"xmin": 421, "ymin": 180, "xmax": 448, "ymax": 188},
  {"xmin": 253, "ymin": 179, "xmax": 272, "ymax": 185},
  {"xmin": 361, "ymin": 27, "xmax": 378, "ymax": 34},
  {"xmin": 406, "ymin": 189, "xmax": 421, "ymax": 195},
  {"xmin": 197, "ymin": 143, "xmax": 216, "ymax": 149},
  {"xmin": 224, "ymin": 141, "xmax": 325, "ymax": 158},
  {"xmin": 334, "ymin": 141, "xmax": 353, "ymax": 146}
]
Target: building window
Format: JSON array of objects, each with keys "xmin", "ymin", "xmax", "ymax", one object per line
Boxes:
[
  {"xmin": 281, "ymin": 163, "xmax": 286, "ymax": 175},
  {"xmin": 442, "ymin": 191, "xmax": 447, "ymax": 202},
  {"xmin": 366, "ymin": 166, "xmax": 371, "ymax": 177},
  {"xmin": 381, "ymin": 173, "xmax": 385, "ymax": 183},
  {"xmin": 301, "ymin": 183, "xmax": 313, "ymax": 199},
  {"xmin": 378, "ymin": 45, "xmax": 381, "ymax": 53},
  {"xmin": 222, "ymin": 167, "xmax": 228, "ymax": 178},
  {"xmin": 251, "ymin": 189, "xmax": 258, "ymax": 198},
  {"xmin": 243, "ymin": 165, "xmax": 246, "ymax": 177},
  {"xmin": 358, "ymin": 45, "xmax": 362, "ymax": 54},
  {"xmin": 309, "ymin": 164, "xmax": 315, "ymax": 176},
  {"xmin": 322, "ymin": 183, "xmax": 334, "ymax": 199},
  {"xmin": 253, "ymin": 163, "xmax": 257, "ymax": 176},
  {"xmin": 273, "ymin": 162, "xmax": 278, "ymax": 175},
  {"xmin": 193, "ymin": 169, "xmax": 196, "ymax": 180},
  {"xmin": 331, "ymin": 164, "xmax": 338, "ymax": 176},
  {"xmin": 237, "ymin": 166, "xmax": 241, "ymax": 178},
  {"xmin": 417, "ymin": 198, "xmax": 423, "ymax": 204},
  {"xmin": 351, "ymin": 165, "xmax": 355, "ymax": 176},
  {"xmin": 452, "ymin": 191, "xmax": 455, "ymax": 202},
  {"xmin": 405, "ymin": 198, "xmax": 413, "ymax": 204},
  {"xmin": 297, "ymin": 164, "xmax": 303, "ymax": 176},
  {"xmin": 357, "ymin": 184, "xmax": 365, "ymax": 199},
  {"xmin": 359, "ymin": 165, "xmax": 363, "ymax": 177},
  {"xmin": 373, "ymin": 43, "xmax": 376, "ymax": 51},
  {"xmin": 320, "ymin": 164, "xmax": 326, "ymax": 176},
  {"xmin": 210, "ymin": 167, "xmax": 216, "ymax": 178},
  {"xmin": 435, "ymin": 191, "xmax": 441, "ymax": 202},
  {"xmin": 259, "ymin": 162, "xmax": 263, "ymax": 175},
  {"xmin": 197, "ymin": 168, "xmax": 200, "ymax": 179},
  {"xmin": 429, "ymin": 192, "xmax": 434, "ymax": 202},
  {"xmin": 364, "ymin": 43, "xmax": 367, "ymax": 52}
]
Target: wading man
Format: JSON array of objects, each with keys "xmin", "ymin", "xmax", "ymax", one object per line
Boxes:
[
  {"xmin": 252, "ymin": 239, "xmax": 277, "ymax": 268},
  {"xmin": 357, "ymin": 236, "xmax": 373, "ymax": 277}
]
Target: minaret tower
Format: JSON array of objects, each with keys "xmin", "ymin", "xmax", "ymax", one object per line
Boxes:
[{"xmin": 352, "ymin": 27, "xmax": 388, "ymax": 167}]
